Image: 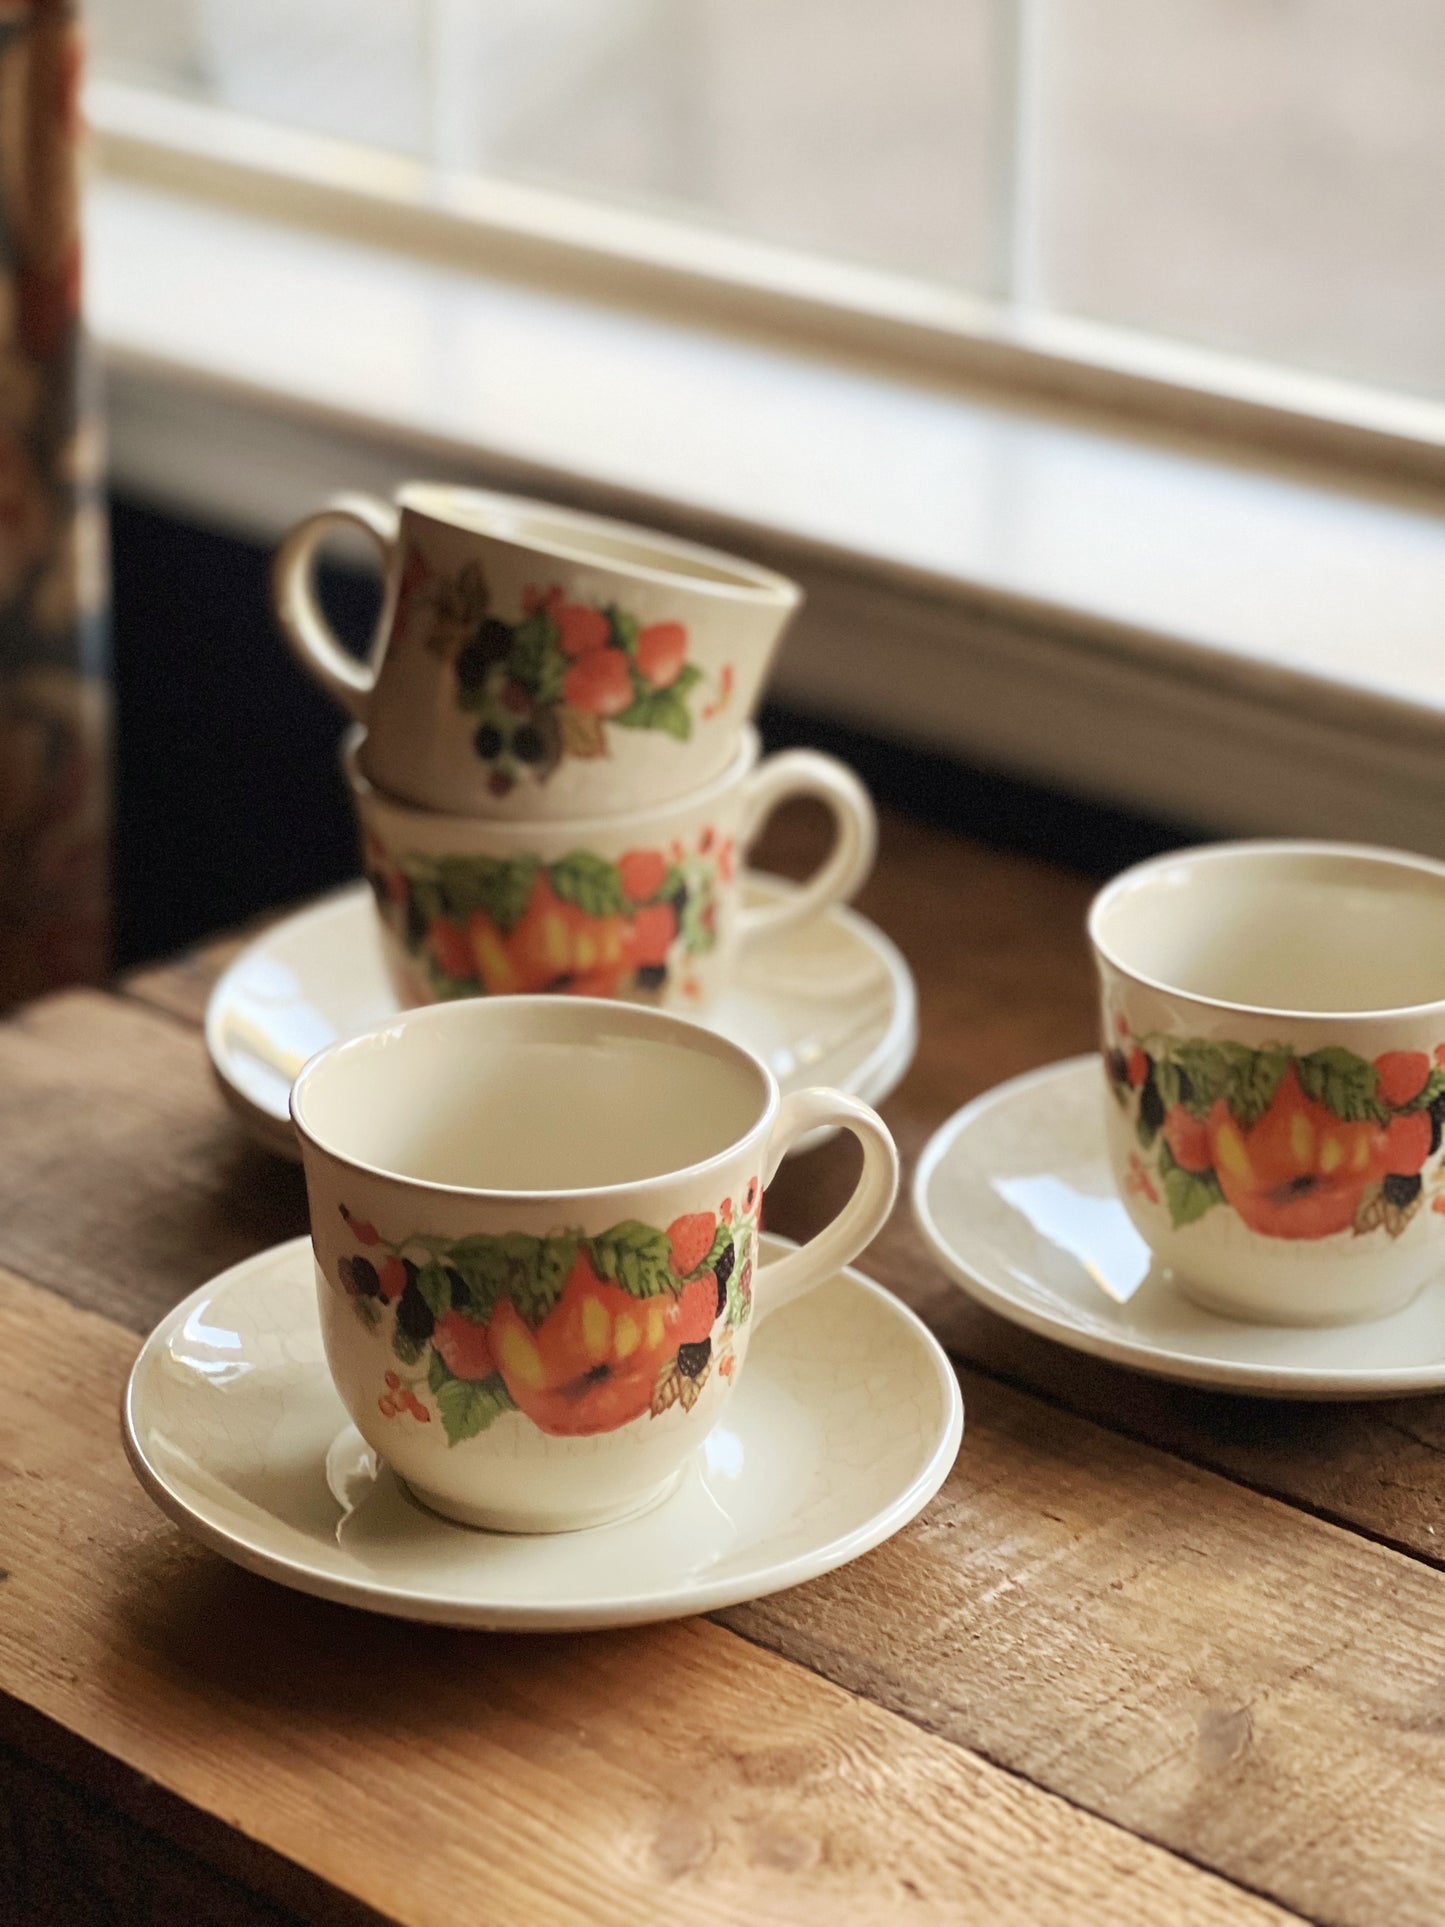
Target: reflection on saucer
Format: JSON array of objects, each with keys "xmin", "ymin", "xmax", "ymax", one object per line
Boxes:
[{"xmin": 992, "ymin": 1175, "xmax": 1152, "ymax": 1303}]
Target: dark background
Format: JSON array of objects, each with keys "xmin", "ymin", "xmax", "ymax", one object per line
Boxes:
[{"xmin": 110, "ymin": 495, "xmax": 1195, "ymax": 970}]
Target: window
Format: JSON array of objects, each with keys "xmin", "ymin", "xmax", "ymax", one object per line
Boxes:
[{"xmin": 90, "ymin": 0, "xmax": 1445, "ymax": 408}]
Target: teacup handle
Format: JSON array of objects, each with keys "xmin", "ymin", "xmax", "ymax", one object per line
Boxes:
[
  {"xmin": 736, "ymin": 750, "xmax": 878, "ymax": 946},
  {"xmin": 272, "ymin": 493, "xmax": 400, "ymax": 721},
  {"xmin": 752, "ymin": 1088, "xmax": 899, "ymax": 1322}
]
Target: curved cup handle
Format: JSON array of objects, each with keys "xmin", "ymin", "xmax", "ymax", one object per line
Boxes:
[
  {"xmin": 736, "ymin": 750, "xmax": 878, "ymax": 947},
  {"xmin": 752, "ymin": 1088, "xmax": 899, "ymax": 1324},
  {"xmin": 271, "ymin": 493, "xmax": 400, "ymax": 721}
]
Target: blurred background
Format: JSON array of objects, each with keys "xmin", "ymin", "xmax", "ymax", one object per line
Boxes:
[{"xmin": 4, "ymin": 0, "xmax": 1444, "ymax": 999}]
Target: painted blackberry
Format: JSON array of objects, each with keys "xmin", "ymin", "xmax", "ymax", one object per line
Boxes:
[
  {"xmin": 350, "ymin": 1256, "xmax": 381, "ymax": 1298},
  {"xmin": 512, "ymin": 725, "xmax": 547, "ymax": 764},
  {"xmin": 1383, "ymin": 1172, "xmax": 1423, "ymax": 1209},
  {"xmin": 677, "ymin": 1338, "xmax": 711, "ymax": 1380},
  {"xmin": 635, "ymin": 964, "xmax": 667, "ymax": 990},
  {"xmin": 1429, "ymin": 1088, "xmax": 1445, "ymax": 1156},
  {"xmin": 1138, "ymin": 1073, "xmax": 1165, "ymax": 1137},
  {"xmin": 474, "ymin": 722, "xmax": 504, "ymax": 759},
  {"xmin": 1107, "ymin": 1047, "xmax": 1128, "ymax": 1085},
  {"xmin": 396, "ymin": 1281, "xmax": 435, "ymax": 1345},
  {"xmin": 446, "ymin": 1266, "xmax": 472, "ymax": 1310},
  {"xmin": 713, "ymin": 1238, "xmax": 736, "ymax": 1318}
]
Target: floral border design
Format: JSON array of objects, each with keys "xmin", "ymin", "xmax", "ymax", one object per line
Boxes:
[
  {"xmin": 396, "ymin": 554, "xmax": 732, "ymax": 796},
  {"xmin": 332, "ymin": 1188, "xmax": 761, "ymax": 1441},
  {"xmin": 365, "ymin": 828, "xmax": 732, "ymax": 1003},
  {"xmin": 1106, "ymin": 1019, "xmax": 1445, "ymax": 1242}
]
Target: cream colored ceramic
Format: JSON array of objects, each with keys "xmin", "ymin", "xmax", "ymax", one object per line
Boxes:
[
  {"xmin": 913, "ymin": 1055, "xmax": 1445, "ymax": 1399},
  {"xmin": 273, "ymin": 483, "xmax": 801, "ymax": 817},
  {"xmin": 290, "ymin": 997, "xmax": 898, "ymax": 1532},
  {"xmin": 121, "ymin": 1234, "xmax": 962, "ymax": 1630},
  {"xmin": 204, "ymin": 879, "xmax": 918, "ymax": 1162},
  {"xmin": 346, "ymin": 727, "xmax": 876, "ymax": 1014},
  {"xmin": 1090, "ymin": 841, "xmax": 1445, "ymax": 1325}
]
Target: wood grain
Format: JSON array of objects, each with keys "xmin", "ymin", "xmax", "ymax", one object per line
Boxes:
[{"xmin": 0, "ymin": 1270, "xmax": 1287, "ymax": 1927}]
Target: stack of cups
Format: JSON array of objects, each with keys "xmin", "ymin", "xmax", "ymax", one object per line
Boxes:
[{"xmin": 273, "ymin": 484, "xmax": 877, "ymax": 1011}]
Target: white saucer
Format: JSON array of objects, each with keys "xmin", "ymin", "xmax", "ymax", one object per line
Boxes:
[
  {"xmin": 122, "ymin": 1233, "xmax": 962, "ymax": 1629},
  {"xmin": 206, "ymin": 877, "xmax": 917, "ymax": 1161},
  {"xmin": 913, "ymin": 1055, "xmax": 1445, "ymax": 1400}
]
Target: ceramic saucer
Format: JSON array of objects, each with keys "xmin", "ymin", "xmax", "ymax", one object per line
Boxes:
[
  {"xmin": 122, "ymin": 1234, "xmax": 962, "ymax": 1630},
  {"xmin": 913, "ymin": 1054, "xmax": 1445, "ymax": 1400},
  {"xmin": 206, "ymin": 877, "xmax": 917, "ymax": 1161}
]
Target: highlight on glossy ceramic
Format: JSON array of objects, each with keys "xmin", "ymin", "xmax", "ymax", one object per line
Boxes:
[
  {"xmin": 290, "ymin": 997, "xmax": 899, "ymax": 1532},
  {"xmin": 345, "ymin": 728, "xmax": 876, "ymax": 1013},
  {"xmin": 272, "ymin": 483, "xmax": 803, "ymax": 817},
  {"xmin": 913, "ymin": 1055, "xmax": 1445, "ymax": 1400},
  {"xmin": 1090, "ymin": 841, "xmax": 1445, "ymax": 1325},
  {"xmin": 121, "ymin": 1234, "xmax": 963, "ymax": 1630},
  {"xmin": 202, "ymin": 880, "xmax": 919, "ymax": 1163}
]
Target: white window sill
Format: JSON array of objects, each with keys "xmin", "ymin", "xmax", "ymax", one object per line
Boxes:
[{"xmin": 90, "ymin": 175, "xmax": 1445, "ymax": 853}]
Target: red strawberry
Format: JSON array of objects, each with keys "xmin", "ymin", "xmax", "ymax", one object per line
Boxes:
[
  {"xmin": 378, "ymin": 1256, "xmax": 410, "ymax": 1303},
  {"xmin": 667, "ymin": 1212, "xmax": 717, "ymax": 1277},
  {"xmin": 1375, "ymin": 1050, "xmax": 1431, "ymax": 1108},
  {"xmin": 628, "ymin": 903, "xmax": 677, "ymax": 969},
  {"xmin": 556, "ymin": 604, "xmax": 611, "ymax": 658},
  {"xmin": 1382, "ymin": 1109, "xmax": 1432, "ymax": 1176},
  {"xmin": 1162, "ymin": 1105, "xmax": 1212, "ymax": 1174},
  {"xmin": 669, "ymin": 1274, "xmax": 716, "ymax": 1344},
  {"xmin": 432, "ymin": 1309, "xmax": 497, "ymax": 1381},
  {"xmin": 428, "ymin": 915, "xmax": 474, "ymax": 981},
  {"xmin": 1126, "ymin": 1048, "xmax": 1149, "ymax": 1089},
  {"xmin": 563, "ymin": 648, "xmax": 633, "ymax": 717},
  {"xmin": 635, "ymin": 621, "xmax": 687, "ymax": 689},
  {"xmin": 618, "ymin": 849, "xmax": 668, "ymax": 903}
]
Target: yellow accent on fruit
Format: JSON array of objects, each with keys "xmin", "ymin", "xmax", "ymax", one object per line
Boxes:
[
  {"xmin": 574, "ymin": 928, "xmax": 598, "ymax": 971},
  {"xmin": 1352, "ymin": 1134, "xmax": 1372, "ymax": 1170},
  {"xmin": 1289, "ymin": 1113, "xmax": 1313, "ymax": 1165},
  {"xmin": 471, "ymin": 924, "xmax": 521, "ymax": 996},
  {"xmin": 542, "ymin": 909, "xmax": 571, "ymax": 973},
  {"xmin": 1214, "ymin": 1124, "xmax": 1250, "ymax": 1179},
  {"xmin": 581, "ymin": 1295, "xmax": 611, "ymax": 1360},
  {"xmin": 647, "ymin": 1306, "xmax": 666, "ymax": 1348},
  {"xmin": 613, "ymin": 1313, "xmax": 640, "ymax": 1359},
  {"xmin": 1319, "ymin": 1136, "xmax": 1344, "ymax": 1174},
  {"xmin": 496, "ymin": 1323, "xmax": 545, "ymax": 1390}
]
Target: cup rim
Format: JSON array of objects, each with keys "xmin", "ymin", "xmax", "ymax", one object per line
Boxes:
[
  {"xmin": 1088, "ymin": 838, "xmax": 1445, "ymax": 1022},
  {"xmin": 289, "ymin": 994, "xmax": 778, "ymax": 1201},
  {"xmin": 347, "ymin": 723, "xmax": 761, "ymax": 836},
  {"xmin": 396, "ymin": 483, "xmax": 803, "ymax": 610}
]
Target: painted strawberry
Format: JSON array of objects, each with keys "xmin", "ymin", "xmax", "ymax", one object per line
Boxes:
[
  {"xmin": 1375, "ymin": 1051, "xmax": 1432, "ymax": 1107},
  {"xmin": 378, "ymin": 1256, "xmax": 412, "ymax": 1304},
  {"xmin": 669, "ymin": 1274, "xmax": 717, "ymax": 1345},
  {"xmin": 428, "ymin": 915, "xmax": 474, "ymax": 982},
  {"xmin": 1382, "ymin": 1109, "xmax": 1432, "ymax": 1177},
  {"xmin": 1162, "ymin": 1105, "xmax": 1212, "ymax": 1175},
  {"xmin": 627, "ymin": 903, "xmax": 677, "ymax": 969},
  {"xmin": 563, "ymin": 647, "xmax": 634, "ymax": 717},
  {"xmin": 556, "ymin": 604, "xmax": 611, "ymax": 658},
  {"xmin": 432, "ymin": 1308, "xmax": 497, "ymax": 1381},
  {"xmin": 635, "ymin": 621, "xmax": 687, "ymax": 689},
  {"xmin": 618, "ymin": 849, "xmax": 669, "ymax": 903},
  {"xmin": 667, "ymin": 1212, "xmax": 717, "ymax": 1277}
]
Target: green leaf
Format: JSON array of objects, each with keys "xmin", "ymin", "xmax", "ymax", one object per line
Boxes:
[
  {"xmin": 392, "ymin": 1322, "xmax": 423, "ymax": 1367},
  {"xmin": 687, "ymin": 1220, "xmax": 733, "ymax": 1282},
  {"xmin": 672, "ymin": 661, "xmax": 704, "ymax": 698},
  {"xmin": 509, "ymin": 610, "xmax": 568, "ymax": 703},
  {"xmin": 1224, "ymin": 1046, "xmax": 1289, "ymax": 1130},
  {"xmin": 677, "ymin": 862, "xmax": 719, "ymax": 956},
  {"xmin": 1165, "ymin": 1040, "xmax": 1235, "ymax": 1116},
  {"xmin": 612, "ymin": 684, "xmax": 694, "ymax": 741},
  {"xmin": 414, "ymin": 1262, "xmax": 453, "ymax": 1323},
  {"xmin": 606, "ymin": 604, "xmax": 640, "ymax": 654},
  {"xmin": 1296, "ymin": 1046, "xmax": 1386, "ymax": 1124},
  {"xmin": 587, "ymin": 1221, "xmax": 675, "ymax": 1297},
  {"xmin": 354, "ymin": 1293, "xmax": 381, "ymax": 1331},
  {"xmin": 435, "ymin": 854, "xmax": 539, "ymax": 933},
  {"xmin": 549, "ymin": 851, "xmax": 626, "ymax": 918},
  {"xmin": 1403, "ymin": 1066, "xmax": 1445, "ymax": 1112},
  {"xmin": 1153, "ymin": 1058, "xmax": 1182, "ymax": 1112},
  {"xmin": 1158, "ymin": 1144, "xmax": 1224, "ymax": 1229},
  {"xmin": 441, "ymin": 1230, "xmax": 578, "ymax": 1326},
  {"xmin": 428, "ymin": 1353, "xmax": 515, "ymax": 1447}
]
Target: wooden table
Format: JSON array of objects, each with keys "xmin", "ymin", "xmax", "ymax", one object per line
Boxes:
[{"xmin": 2, "ymin": 805, "xmax": 1443, "ymax": 1927}]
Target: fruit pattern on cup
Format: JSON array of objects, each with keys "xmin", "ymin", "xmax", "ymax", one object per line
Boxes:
[
  {"xmin": 394, "ymin": 549, "xmax": 728, "ymax": 796},
  {"xmin": 1106, "ymin": 1020, "xmax": 1445, "ymax": 1240},
  {"xmin": 333, "ymin": 1186, "xmax": 761, "ymax": 1443},
  {"xmin": 365, "ymin": 830, "xmax": 732, "ymax": 1004}
]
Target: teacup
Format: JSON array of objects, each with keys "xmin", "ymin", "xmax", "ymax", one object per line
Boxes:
[
  {"xmin": 345, "ymin": 726, "xmax": 876, "ymax": 1011},
  {"xmin": 273, "ymin": 483, "xmax": 802, "ymax": 817},
  {"xmin": 291, "ymin": 996, "xmax": 899, "ymax": 1531},
  {"xmin": 1090, "ymin": 840, "xmax": 1445, "ymax": 1324}
]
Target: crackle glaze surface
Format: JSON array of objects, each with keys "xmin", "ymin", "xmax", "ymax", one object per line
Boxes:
[
  {"xmin": 123, "ymin": 1234, "xmax": 962, "ymax": 1629},
  {"xmin": 913, "ymin": 1055, "xmax": 1445, "ymax": 1399}
]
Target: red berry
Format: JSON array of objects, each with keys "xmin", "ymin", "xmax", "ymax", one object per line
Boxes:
[
  {"xmin": 352, "ymin": 1219, "xmax": 380, "ymax": 1247},
  {"xmin": 378, "ymin": 1394, "xmax": 396, "ymax": 1418},
  {"xmin": 1375, "ymin": 1050, "xmax": 1431, "ymax": 1108},
  {"xmin": 562, "ymin": 647, "xmax": 634, "ymax": 717},
  {"xmin": 432, "ymin": 1309, "xmax": 497, "ymax": 1381},
  {"xmin": 428, "ymin": 915, "xmax": 473, "ymax": 981},
  {"xmin": 1382, "ymin": 1109, "xmax": 1432, "ymax": 1176},
  {"xmin": 1162, "ymin": 1105, "xmax": 1212, "ymax": 1174},
  {"xmin": 384, "ymin": 1370, "xmax": 400, "ymax": 1390},
  {"xmin": 635, "ymin": 620, "xmax": 687, "ymax": 689},
  {"xmin": 669, "ymin": 1274, "xmax": 717, "ymax": 1344},
  {"xmin": 618, "ymin": 848, "xmax": 669, "ymax": 903},
  {"xmin": 556, "ymin": 604, "xmax": 611, "ymax": 658},
  {"xmin": 628, "ymin": 903, "xmax": 677, "ymax": 969},
  {"xmin": 1126, "ymin": 1048, "xmax": 1149, "ymax": 1089},
  {"xmin": 667, "ymin": 1211, "xmax": 717, "ymax": 1277},
  {"xmin": 378, "ymin": 1257, "xmax": 409, "ymax": 1303}
]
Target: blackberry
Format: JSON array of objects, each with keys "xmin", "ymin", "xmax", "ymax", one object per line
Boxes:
[
  {"xmin": 635, "ymin": 964, "xmax": 667, "ymax": 990},
  {"xmin": 351, "ymin": 1256, "xmax": 381, "ymax": 1298},
  {"xmin": 1138, "ymin": 1073, "xmax": 1165, "ymax": 1137},
  {"xmin": 670, "ymin": 883, "xmax": 689, "ymax": 918},
  {"xmin": 713, "ymin": 1239, "xmax": 736, "ymax": 1318},
  {"xmin": 446, "ymin": 1266, "xmax": 472, "ymax": 1310},
  {"xmin": 1383, "ymin": 1172, "xmax": 1423, "ymax": 1209},
  {"xmin": 455, "ymin": 639, "xmax": 492, "ymax": 691},
  {"xmin": 1106, "ymin": 1048, "xmax": 1128, "ymax": 1085},
  {"xmin": 1429, "ymin": 1088, "xmax": 1445, "ymax": 1156},
  {"xmin": 405, "ymin": 893, "xmax": 427, "ymax": 950},
  {"xmin": 396, "ymin": 1281, "xmax": 435, "ymax": 1345},
  {"xmin": 474, "ymin": 723, "xmax": 504, "ymax": 759},
  {"xmin": 677, "ymin": 1338, "xmax": 711, "ymax": 1380},
  {"xmin": 513, "ymin": 725, "xmax": 547, "ymax": 764}
]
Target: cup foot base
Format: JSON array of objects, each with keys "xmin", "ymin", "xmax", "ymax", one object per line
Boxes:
[
  {"xmin": 1170, "ymin": 1270, "xmax": 1429, "ymax": 1328},
  {"xmin": 399, "ymin": 1465, "xmax": 686, "ymax": 1535}
]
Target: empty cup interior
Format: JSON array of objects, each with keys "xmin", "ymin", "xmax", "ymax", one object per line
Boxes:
[
  {"xmin": 293, "ymin": 999, "xmax": 770, "ymax": 1191},
  {"xmin": 1092, "ymin": 845, "xmax": 1445, "ymax": 1014}
]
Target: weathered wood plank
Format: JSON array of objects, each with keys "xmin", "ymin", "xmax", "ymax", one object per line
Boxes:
[{"xmin": 0, "ymin": 1272, "xmax": 1283, "ymax": 1927}]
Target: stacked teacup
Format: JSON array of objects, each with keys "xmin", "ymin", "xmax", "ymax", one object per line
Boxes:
[{"xmin": 273, "ymin": 484, "xmax": 876, "ymax": 1013}]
